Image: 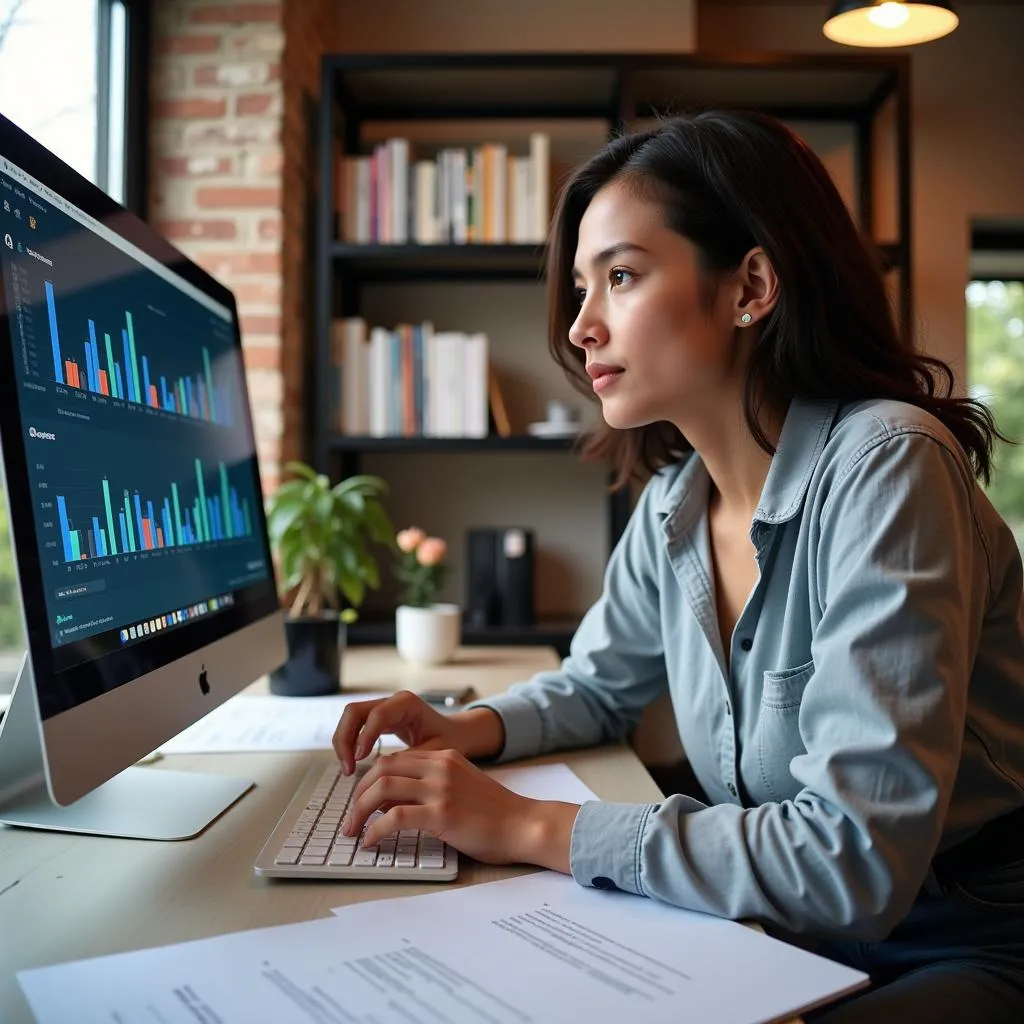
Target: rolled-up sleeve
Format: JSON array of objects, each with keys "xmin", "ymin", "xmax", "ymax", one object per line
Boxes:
[
  {"xmin": 567, "ymin": 430, "xmax": 984, "ymax": 940},
  {"xmin": 469, "ymin": 474, "xmax": 671, "ymax": 764}
]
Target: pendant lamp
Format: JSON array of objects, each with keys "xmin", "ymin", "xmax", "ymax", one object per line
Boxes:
[{"xmin": 824, "ymin": 1, "xmax": 959, "ymax": 47}]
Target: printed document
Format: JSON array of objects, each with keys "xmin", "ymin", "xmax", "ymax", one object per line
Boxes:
[
  {"xmin": 156, "ymin": 692, "xmax": 400, "ymax": 753},
  {"xmin": 19, "ymin": 871, "xmax": 868, "ymax": 1023}
]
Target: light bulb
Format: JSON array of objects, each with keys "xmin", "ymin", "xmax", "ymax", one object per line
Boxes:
[{"xmin": 868, "ymin": 3, "xmax": 911, "ymax": 29}]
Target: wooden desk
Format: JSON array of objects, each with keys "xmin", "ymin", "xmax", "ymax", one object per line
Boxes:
[{"xmin": 0, "ymin": 646, "xmax": 664, "ymax": 1022}]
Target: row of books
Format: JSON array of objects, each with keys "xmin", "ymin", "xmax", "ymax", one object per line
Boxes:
[
  {"xmin": 335, "ymin": 133, "xmax": 550, "ymax": 246},
  {"xmin": 330, "ymin": 317, "xmax": 490, "ymax": 439}
]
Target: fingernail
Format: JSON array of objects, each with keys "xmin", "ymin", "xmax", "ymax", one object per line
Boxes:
[
  {"xmin": 354, "ymin": 742, "xmax": 366, "ymax": 760},
  {"xmin": 341, "ymin": 817, "xmax": 352, "ymax": 835}
]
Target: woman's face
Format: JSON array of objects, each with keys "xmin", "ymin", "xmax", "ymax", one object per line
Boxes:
[{"xmin": 569, "ymin": 179, "xmax": 742, "ymax": 431}]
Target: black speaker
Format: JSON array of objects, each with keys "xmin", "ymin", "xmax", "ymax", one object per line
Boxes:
[{"xmin": 465, "ymin": 528, "xmax": 535, "ymax": 628}]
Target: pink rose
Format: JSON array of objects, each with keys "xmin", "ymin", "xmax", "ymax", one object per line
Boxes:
[
  {"xmin": 416, "ymin": 537, "xmax": 447, "ymax": 566},
  {"xmin": 396, "ymin": 527, "xmax": 426, "ymax": 553}
]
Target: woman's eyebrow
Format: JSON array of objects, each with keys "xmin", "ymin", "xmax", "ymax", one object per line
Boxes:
[{"xmin": 572, "ymin": 242, "xmax": 649, "ymax": 279}]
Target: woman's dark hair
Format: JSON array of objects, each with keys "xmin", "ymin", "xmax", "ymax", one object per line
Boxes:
[{"xmin": 547, "ymin": 110, "xmax": 1002, "ymax": 489}]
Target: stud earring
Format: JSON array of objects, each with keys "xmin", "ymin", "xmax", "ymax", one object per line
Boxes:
[{"xmin": 740, "ymin": 313, "xmax": 752, "ymax": 324}]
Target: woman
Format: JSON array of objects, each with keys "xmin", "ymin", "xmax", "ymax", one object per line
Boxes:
[{"xmin": 333, "ymin": 111, "xmax": 1024, "ymax": 1021}]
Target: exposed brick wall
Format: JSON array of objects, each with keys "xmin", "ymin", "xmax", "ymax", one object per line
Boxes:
[{"xmin": 149, "ymin": 0, "xmax": 332, "ymax": 496}]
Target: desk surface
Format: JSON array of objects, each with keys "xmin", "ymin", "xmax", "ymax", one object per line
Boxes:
[{"xmin": 0, "ymin": 645, "xmax": 665, "ymax": 1023}]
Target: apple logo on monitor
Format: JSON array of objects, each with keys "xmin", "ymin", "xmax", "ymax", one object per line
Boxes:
[{"xmin": 198, "ymin": 665, "xmax": 210, "ymax": 695}]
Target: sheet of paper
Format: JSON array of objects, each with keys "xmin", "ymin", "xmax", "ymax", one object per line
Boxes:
[
  {"xmin": 157, "ymin": 692, "xmax": 401, "ymax": 753},
  {"xmin": 485, "ymin": 762, "xmax": 599, "ymax": 803},
  {"xmin": 19, "ymin": 871, "xmax": 868, "ymax": 1024}
]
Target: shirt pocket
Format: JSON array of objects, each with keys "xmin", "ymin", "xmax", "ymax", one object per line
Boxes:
[{"xmin": 754, "ymin": 659, "xmax": 815, "ymax": 804}]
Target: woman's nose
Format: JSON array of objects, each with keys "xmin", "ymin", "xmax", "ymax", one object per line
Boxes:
[{"xmin": 568, "ymin": 304, "xmax": 608, "ymax": 350}]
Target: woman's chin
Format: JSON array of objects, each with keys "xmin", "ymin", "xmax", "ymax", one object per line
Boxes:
[{"xmin": 601, "ymin": 403, "xmax": 654, "ymax": 432}]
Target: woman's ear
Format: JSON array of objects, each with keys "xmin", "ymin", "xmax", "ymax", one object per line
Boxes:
[{"xmin": 734, "ymin": 247, "xmax": 779, "ymax": 328}]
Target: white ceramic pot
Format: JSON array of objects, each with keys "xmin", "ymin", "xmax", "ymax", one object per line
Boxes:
[{"xmin": 395, "ymin": 603, "xmax": 461, "ymax": 664}]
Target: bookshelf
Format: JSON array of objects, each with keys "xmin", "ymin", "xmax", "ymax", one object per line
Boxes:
[{"xmin": 314, "ymin": 52, "xmax": 912, "ymax": 652}]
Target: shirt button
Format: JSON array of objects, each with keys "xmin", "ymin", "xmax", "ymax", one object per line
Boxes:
[
  {"xmin": 727, "ymin": 783, "xmax": 738, "ymax": 797},
  {"xmin": 739, "ymin": 637, "xmax": 753, "ymax": 652},
  {"xmin": 591, "ymin": 876, "xmax": 618, "ymax": 891},
  {"xmin": 725, "ymin": 702, "xmax": 732, "ymax": 716}
]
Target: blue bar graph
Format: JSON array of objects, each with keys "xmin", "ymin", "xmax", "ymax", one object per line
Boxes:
[
  {"xmin": 53, "ymin": 461, "xmax": 254, "ymax": 563},
  {"xmin": 45, "ymin": 281, "xmax": 63, "ymax": 385}
]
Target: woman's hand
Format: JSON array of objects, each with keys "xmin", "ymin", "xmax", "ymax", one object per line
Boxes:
[
  {"xmin": 332, "ymin": 690, "xmax": 505, "ymax": 775},
  {"xmin": 340, "ymin": 748, "xmax": 579, "ymax": 870}
]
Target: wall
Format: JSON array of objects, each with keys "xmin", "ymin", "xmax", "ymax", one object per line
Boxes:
[
  {"xmin": 150, "ymin": 0, "xmax": 334, "ymax": 495},
  {"xmin": 698, "ymin": 2, "xmax": 1024, "ymax": 383},
  {"xmin": 334, "ymin": 0, "xmax": 696, "ymax": 52}
]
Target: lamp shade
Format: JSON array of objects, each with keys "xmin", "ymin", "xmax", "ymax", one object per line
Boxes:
[{"xmin": 824, "ymin": 1, "xmax": 959, "ymax": 47}]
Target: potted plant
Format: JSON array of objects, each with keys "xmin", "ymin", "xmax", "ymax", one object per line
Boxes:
[
  {"xmin": 393, "ymin": 527, "xmax": 460, "ymax": 664},
  {"xmin": 265, "ymin": 462, "xmax": 394, "ymax": 695}
]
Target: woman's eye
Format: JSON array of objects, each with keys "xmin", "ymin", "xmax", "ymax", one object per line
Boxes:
[
  {"xmin": 609, "ymin": 268, "xmax": 633, "ymax": 287},
  {"xmin": 573, "ymin": 287, "xmax": 586, "ymax": 306}
]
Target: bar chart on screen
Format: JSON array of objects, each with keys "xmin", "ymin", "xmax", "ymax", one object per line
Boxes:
[{"xmin": 49, "ymin": 459, "xmax": 255, "ymax": 564}]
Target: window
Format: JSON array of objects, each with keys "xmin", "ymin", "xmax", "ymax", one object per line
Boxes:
[
  {"xmin": 967, "ymin": 278, "xmax": 1024, "ymax": 545},
  {"xmin": 0, "ymin": 0, "xmax": 147, "ymax": 685}
]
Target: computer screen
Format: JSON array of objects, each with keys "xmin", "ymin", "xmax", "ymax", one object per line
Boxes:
[{"xmin": 0, "ymin": 112, "xmax": 286, "ymax": 837}]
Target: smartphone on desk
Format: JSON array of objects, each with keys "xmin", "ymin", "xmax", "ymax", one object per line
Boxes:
[{"xmin": 418, "ymin": 685, "xmax": 477, "ymax": 708}]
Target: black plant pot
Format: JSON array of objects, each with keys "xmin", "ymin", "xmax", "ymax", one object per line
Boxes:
[{"xmin": 269, "ymin": 613, "xmax": 346, "ymax": 697}]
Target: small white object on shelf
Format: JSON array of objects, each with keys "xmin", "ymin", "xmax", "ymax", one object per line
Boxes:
[{"xmin": 526, "ymin": 421, "xmax": 580, "ymax": 438}]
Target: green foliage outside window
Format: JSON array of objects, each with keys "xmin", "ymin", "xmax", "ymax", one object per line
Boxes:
[
  {"xmin": 967, "ymin": 280, "xmax": 1024, "ymax": 543},
  {"xmin": 0, "ymin": 489, "xmax": 26, "ymax": 651}
]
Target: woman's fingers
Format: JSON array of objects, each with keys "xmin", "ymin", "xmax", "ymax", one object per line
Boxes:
[
  {"xmin": 343, "ymin": 774, "xmax": 429, "ymax": 840},
  {"xmin": 332, "ymin": 691, "xmax": 431, "ymax": 774},
  {"xmin": 348, "ymin": 749, "xmax": 436, "ymax": 808},
  {"xmin": 332, "ymin": 697, "xmax": 388, "ymax": 774},
  {"xmin": 361, "ymin": 803, "xmax": 433, "ymax": 849}
]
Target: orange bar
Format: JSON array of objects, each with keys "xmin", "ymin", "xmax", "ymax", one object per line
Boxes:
[
  {"xmin": 156, "ymin": 526, "xmax": 164, "ymax": 548},
  {"xmin": 65, "ymin": 360, "xmax": 77, "ymax": 388},
  {"xmin": 142, "ymin": 518, "xmax": 153, "ymax": 551},
  {"xmin": 149, "ymin": 384, "xmax": 158, "ymax": 408},
  {"xmin": 98, "ymin": 369, "xmax": 109, "ymax": 396}
]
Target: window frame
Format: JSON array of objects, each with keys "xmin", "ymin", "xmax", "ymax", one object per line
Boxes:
[{"xmin": 95, "ymin": 0, "xmax": 150, "ymax": 216}]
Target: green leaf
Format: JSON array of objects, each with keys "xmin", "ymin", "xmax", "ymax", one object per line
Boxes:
[
  {"xmin": 362, "ymin": 500, "xmax": 395, "ymax": 545},
  {"xmin": 284, "ymin": 461, "xmax": 319, "ymax": 483}
]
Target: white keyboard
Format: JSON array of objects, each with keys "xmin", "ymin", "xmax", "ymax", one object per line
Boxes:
[{"xmin": 254, "ymin": 759, "xmax": 459, "ymax": 881}]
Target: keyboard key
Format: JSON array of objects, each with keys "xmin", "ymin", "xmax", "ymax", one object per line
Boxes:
[
  {"xmin": 328, "ymin": 850, "xmax": 353, "ymax": 866},
  {"xmin": 353, "ymin": 850, "xmax": 378, "ymax": 867},
  {"xmin": 377, "ymin": 853, "xmax": 394, "ymax": 867},
  {"xmin": 395, "ymin": 852, "xmax": 416, "ymax": 868},
  {"xmin": 275, "ymin": 849, "xmax": 301, "ymax": 865},
  {"xmin": 300, "ymin": 852, "xmax": 327, "ymax": 865}
]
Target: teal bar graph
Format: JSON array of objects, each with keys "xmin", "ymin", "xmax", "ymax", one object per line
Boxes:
[
  {"xmin": 101, "ymin": 478, "xmax": 118, "ymax": 556},
  {"xmin": 57, "ymin": 463, "xmax": 254, "ymax": 564}
]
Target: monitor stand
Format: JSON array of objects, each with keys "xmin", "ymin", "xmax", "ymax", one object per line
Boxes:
[{"xmin": 0, "ymin": 654, "xmax": 253, "ymax": 840}]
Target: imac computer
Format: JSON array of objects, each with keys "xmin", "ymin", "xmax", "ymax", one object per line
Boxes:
[{"xmin": 0, "ymin": 112, "xmax": 287, "ymax": 840}]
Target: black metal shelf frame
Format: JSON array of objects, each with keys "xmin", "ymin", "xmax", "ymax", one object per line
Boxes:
[{"xmin": 313, "ymin": 52, "xmax": 912, "ymax": 647}]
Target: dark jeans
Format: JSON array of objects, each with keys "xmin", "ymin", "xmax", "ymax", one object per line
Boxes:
[{"xmin": 803, "ymin": 853, "xmax": 1024, "ymax": 1022}]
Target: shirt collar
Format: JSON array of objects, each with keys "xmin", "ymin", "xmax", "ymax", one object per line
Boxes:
[
  {"xmin": 653, "ymin": 397, "xmax": 839, "ymax": 529},
  {"xmin": 754, "ymin": 397, "xmax": 839, "ymax": 525}
]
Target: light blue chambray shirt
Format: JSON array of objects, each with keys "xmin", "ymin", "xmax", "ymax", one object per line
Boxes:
[{"xmin": 473, "ymin": 397, "xmax": 1024, "ymax": 942}]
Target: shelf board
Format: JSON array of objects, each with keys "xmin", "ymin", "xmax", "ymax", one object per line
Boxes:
[
  {"xmin": 326, "ymin": 52, "xmax": 904, "ymax": 122},
  {"xmin": 330, "ymin": 434, "xmax": 579, "ymax": 453},
  {"xmin": 330, "ymin": 242, "xmax": 545, "ymax": 279},
  {"xmin": 347, "ymin": 615, "xmax": 580, "ymax": 650}
]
